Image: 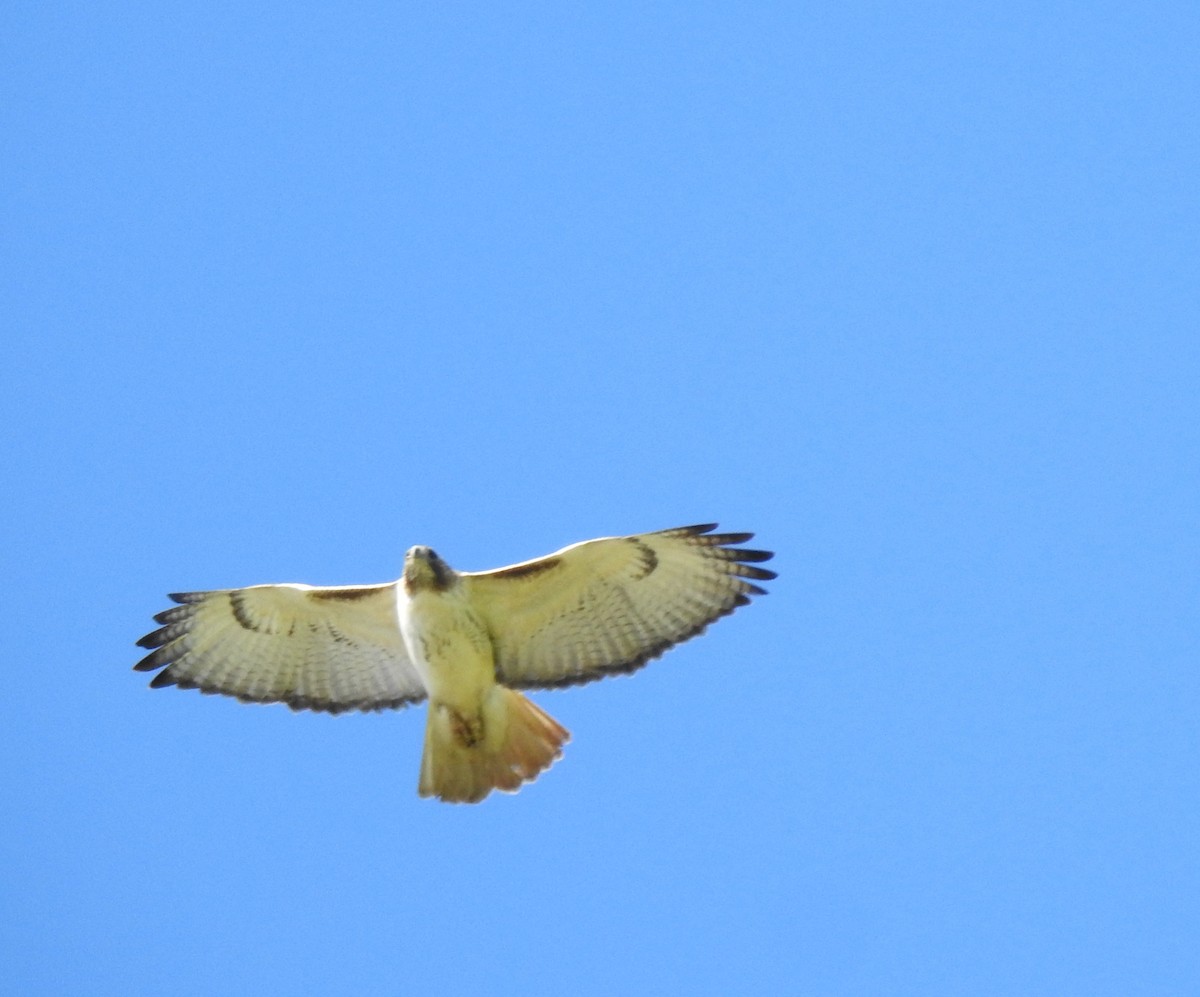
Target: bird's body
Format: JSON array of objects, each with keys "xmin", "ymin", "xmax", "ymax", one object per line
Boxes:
[
  {"xmin": 399, "ymin": 552, "xmax": 492, "ymax": 713},
  {"xmin": 398, "ymin": 549, "xmax": 569, "ymax": 800},
  {"xmin": 137, "ymin": 524, "xmax": 775, "ymax": 803}
]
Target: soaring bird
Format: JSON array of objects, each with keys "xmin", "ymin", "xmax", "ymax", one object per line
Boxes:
[{"xmin": 136, "ymin": 524, "xmax": 775, "ymax": 803}]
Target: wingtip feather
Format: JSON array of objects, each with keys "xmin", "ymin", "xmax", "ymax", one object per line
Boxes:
[
  {"xmin": 728, "ymin": 547, "xmax": 774, "ymax": 563},
  {"xmin": 168, "ymin": 592, "xmax": 205, "ymax": 604},
  {"xmin": 153, "ymin": 605, "xmax": 193, "ymax": 625},
  {"xmin": 676, "ymin": 523, "xmax": 719, "ymax": 536},
  {"xmin": 133, "ymin": 644, "xmax": 175, "ymax": 671},
  {"xmin": 709, "ymin": 531, "xmax": 755, "ymax": 545}
]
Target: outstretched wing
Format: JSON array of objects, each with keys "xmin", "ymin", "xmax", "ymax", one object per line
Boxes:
[
  {"xmin": 135, "ymin": 583, "xmax": 426, "ymax": 714},
  {"xmin": 462, "ymin": 524, "xmax": 775, "ymax": 690}
]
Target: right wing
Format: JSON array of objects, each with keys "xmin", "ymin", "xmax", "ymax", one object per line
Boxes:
[
  {"xmin": 462, "ymin": 524, "xmax": 775, "ymax": 690},
  {"xmin": 135, "ymin": 583, "xmax": 426, "ymax": 714}
]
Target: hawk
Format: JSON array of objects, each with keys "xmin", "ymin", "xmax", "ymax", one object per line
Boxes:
[{"xmin": 136, "ymin": 524, "xmax": 775, "ymax": 803}]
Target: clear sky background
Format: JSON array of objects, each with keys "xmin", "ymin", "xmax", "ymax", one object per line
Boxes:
[{"xmin": 3, "ymin": 4, "xmax": 1197, "ymax": 995}]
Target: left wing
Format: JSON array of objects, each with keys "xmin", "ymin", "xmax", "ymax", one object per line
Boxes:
[
  {"xmin": 135, "ymin": 583, "xmax": 426, "ymax": 714},
  {"xmin": 462, "ymin": 524, "xmax": 775, "ymax": 690}
]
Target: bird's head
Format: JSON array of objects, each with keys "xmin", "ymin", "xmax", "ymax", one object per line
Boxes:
[{"xmin": 404, "ymin": 545, "xmax": 454, "ymax": 594}]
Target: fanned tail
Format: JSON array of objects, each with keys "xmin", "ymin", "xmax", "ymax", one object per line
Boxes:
[{"xmin": 419, "ymin": 688, "xmax": 569, "ymax": 804}]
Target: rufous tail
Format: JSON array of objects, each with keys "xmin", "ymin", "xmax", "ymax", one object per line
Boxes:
[{"xmin": 418, "ymin": 687, "xmax": 569, "ymax": 804}]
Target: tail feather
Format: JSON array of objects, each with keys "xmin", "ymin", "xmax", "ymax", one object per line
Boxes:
[{"xmin": 419, "ymin": 688, "xmax": 569, "ymax": 804}]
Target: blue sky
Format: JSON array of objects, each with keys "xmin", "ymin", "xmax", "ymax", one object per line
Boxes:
[{"xmin": 3, "ymin": 3, "xmax": 1197, "ymax": 994}]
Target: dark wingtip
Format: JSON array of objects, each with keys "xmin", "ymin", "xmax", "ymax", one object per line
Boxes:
[
  {"xmin": 168, "ymin": 592, "xmax": 205, "ymax": 604},
  {"xmin": 148, "ymin": 669, "xmax": 178, "ymax": 688},
  {"xmin": 154, "ymin": 605, "xmax": 192, "ymax": 625},
  {"xmin": 730, "ymin": 547, "xmax": 774, "ymax": 563},
  {"xmin": 711, "ymin": 531, "xmax": 755, "ymax": 545},
  {"xmin": 133, "ymin": 644, "xmax": 173, "ymax": 672}
]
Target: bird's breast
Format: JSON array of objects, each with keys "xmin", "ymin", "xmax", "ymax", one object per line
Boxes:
[{"xmin": 397, "ymin": 586, "xmax": 495, "ymax": 704}]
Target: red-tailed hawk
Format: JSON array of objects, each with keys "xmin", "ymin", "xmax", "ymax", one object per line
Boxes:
[{"xmin": 136, "ymin": 524, "xmax": 775, "ymax": 803}]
